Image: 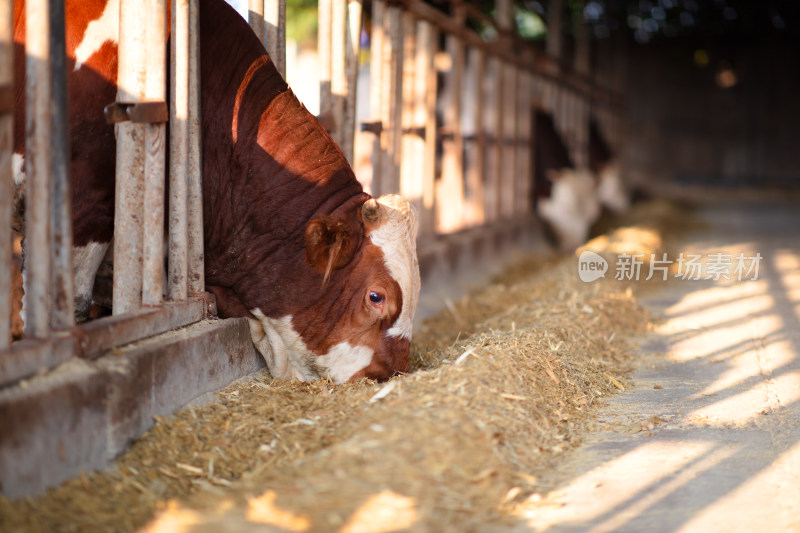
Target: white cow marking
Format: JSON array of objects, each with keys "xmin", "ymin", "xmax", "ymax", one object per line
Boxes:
[
  {"xmin": 248, "ymin": 310, "xmax": 375, "ymax": 383},
  {"xmin": 12, "ymin": 153, "xmax": 25, "ymax": 187},
  {"xmin": 316, "ymin": 342, "xmax": 374, "ymax": 384},
  {"xmin": 248, "ymin": 311, "xmax": 317, "ymax": 381},
  {"xmin": 73, "ymin": 0, "xmax": 119, "ymax": 72},
  {"xmin": 367, "ymin": 195, "xmax": 420, "ymax": 340},
  {"xmin": 73, "ymin": 241, "xmax": 110, "ymax": 316}
]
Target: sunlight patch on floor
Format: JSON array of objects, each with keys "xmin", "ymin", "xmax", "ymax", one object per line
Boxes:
[
  {"xmin": 516, "ymin": 440, "xmax": 737, "ymax": 532},
  {"xmin": 678, "ymin": 439, "xmax": 800, "ymax": 532}
]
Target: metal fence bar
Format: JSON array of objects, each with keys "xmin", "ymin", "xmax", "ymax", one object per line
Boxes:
[
  {"xmin": 382, "ymin": 6, "xmax": 403, "ymax": 195},
  {"xmin": 484, "ymin": 56, "xmax": 501, "ymax": 223},
  {"xmin": 341, "ymin": 0, "xmax": 361, "ymax": 165},
  {"xmin": 417, "ymin": 20, "xmax": 437, "ymax": 241},
  {"xmin": 0, "ymin": 0, "xmax": 10, "ymax": 347},
  {"xmin": 318, "ymin": 0, "xmax": 332, "ymax": 129},
  {"xmin": 367, "ymin": 0, "xmax": 385, "ymax": 195},
  {"xmin": 436, "ymin": 33, "xmax": 465, "ymax": 233},
  {"xmin": 331, "ymin": 0, "xmax": 346, "ymax": 146},
  {"xmin": 515, "ymin": 72, "xmax": 532, "ymax": 215},
  {"xmin": 264, "ymin": 0, "xmax": 286, "ymax": 78},
  {"xmin": 114, "ymin": 0, "xmax": 148, "ymax": 315},
  {"xmin": 49, "ymin": 0, "xmax": 73, "ymax": 329},
  {"xmin": 464, "ymin": 46, "xmax": 485, "ymax": 226},
  {"xmin": 24, "ymin": 0, "xmax": 52, "ymax": 336},
  {"xmin": 142, "ymin": 0, "xmax": 167, "ymax": 306},
  {"xmin": 168, "ymin": 0, "xmax": 190, "ymax": 302},
  {"xmin": 187, "ymin": 0, "xmax": 204, "ymax": 296},
  {"xmin": 399, "ymin": 11, "xmax": 419, "ymax": 209},
  {"xmin": 500, "ymin": 63, "xmax": 517, "ymax": 218},
  {"xmin": 248, "ymin": 0, "xmax": 264, "ymax": 44}
]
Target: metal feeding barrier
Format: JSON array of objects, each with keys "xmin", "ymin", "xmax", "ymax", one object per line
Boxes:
[{"xmin": 0, "ymin": 0, "xmax": 206, "ymax": 388}]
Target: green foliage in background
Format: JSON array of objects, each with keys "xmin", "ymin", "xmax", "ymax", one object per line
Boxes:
[{"xmin": 287, "ymin": 0, "xmax": 318, "ymax": 45}]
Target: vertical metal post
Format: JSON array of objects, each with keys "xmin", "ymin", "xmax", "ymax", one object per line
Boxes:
[
  {"xmin": 318, "ymin": 0, "xmax": 332, "ymax": 129},
  {"xmin": 399, "ymin": 12, "xmax": 419, "ymax": 207},
  {"xmin": 381, "ymin": 6, "xmax": 402, "ymax": 195},
  {"xmin": 248, "ymin": 0, "xmax": 264, "ymax": 44},
  {"xmin": 0, "ymin": 0, "xmax": 11, "ymax": 346},
  {"xmin": 264, "ymin": 0, "xmax": 286, "ymax": 78},
  {"xmin": 142, "ymin": 0, "xmax": 167, "ymax": 306},
  {"xmin": 418, "ymin": 20, "xmax": 437, "ymax": 240},
  {"xmin": 436, "ymin": 33, "xmax": 464, "ymax": 233},
  {"xmin": 331, "ymin": 0, "xmax": 346, "ymax": 146},
  {"xmin": 114, "ymin": 0, "xmax": 148, "ymax": 314},
  {"xmin": 187, "ymin": 0, "xmax": 204, "ymax": 296},
  {"xmin": 169, "ymin": 0, "xmax": 190, "ymax": 302},
  {"xmin": 547, "ymin": 0, "xmax": 563, "ymax": 62},
  {"xmin": 516, "ymin": 72, "xmax": 532, "ymax": 215},
  {"xmin": 464, "ymin": 46, "xmax": 486, "ymax": 227},
  {"xmin": 575, "ymin": 15, "xmax": 590, "ymax": 77},
  {"xmin": 501, "ymin": 64, "xmax": 517, "ymax": 218},
  {"xmin": 49, "ymin": 0, "xmax": 73, "ymax": 329},
  {"xmin": 484, "ymin": 56, "xmax": 501, "ymax": 223},
  {"xmin": 25, "ymin": 0, "xmax": 52, "ymax": 336},
  {"xmin": 341, "ymin": 0, "xmax": 361, "ymax": 164},
  {"xmin": 368, "ymin": 0, "xmax": 385, "ymax": 195}
]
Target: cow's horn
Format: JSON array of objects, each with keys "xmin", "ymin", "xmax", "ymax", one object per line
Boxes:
[{"xmin": 362, "ymin": 198, "xmax": 382, "ymax": 226}]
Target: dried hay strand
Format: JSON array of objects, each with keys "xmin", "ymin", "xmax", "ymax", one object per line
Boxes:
[{"xmin": 0, "ymin": 200, "xmax": 690, "ymax": 533}]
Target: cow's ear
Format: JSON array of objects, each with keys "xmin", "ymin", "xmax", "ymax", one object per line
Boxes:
[{"xmin": 305, "ymin": 215, "xmax": 357, "ymax": 285}]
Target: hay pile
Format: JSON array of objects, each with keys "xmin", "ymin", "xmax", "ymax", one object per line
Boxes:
[{"xmin": 1, "ymin": 201, "xmax": 689, "ymax": 533}]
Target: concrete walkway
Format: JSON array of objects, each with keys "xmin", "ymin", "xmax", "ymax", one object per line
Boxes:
[{"xmin": 514, "ymin": 202, "xmax": 800, "ymax": 532}]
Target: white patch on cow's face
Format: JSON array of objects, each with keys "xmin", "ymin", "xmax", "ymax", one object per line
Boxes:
[
  {"xmin": 73, "ymin": 241, "xmax": 110, "ymax": 318},
  {"xmin": 247, "ymin": 310, "xmax": 374, "ymax": 383},
  {"xmin": 316, "ymin": 342, "xmax": 374, "ymax": 384},
  {"xmin": 73, "ymin": 0, "xmax": 119, "ymax": 72},
  {"xmin": 248, "ymin": 311, "xmax": 319, "ymax": 381},
  {"xmin": 537, "ymin": 169, "xmax": 601, "ymax": 251},
  {"xmin": 367, "ymin": 195, "xmax": 420, "ymax": 340},
  {"xmin": 12, "ymin": 153, "xmax": 25, "ymax": 186}
]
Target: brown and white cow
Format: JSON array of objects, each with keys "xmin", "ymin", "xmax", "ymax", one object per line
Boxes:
[
  {"xmin": 531, "ymin": 110, "xmax": 600, "ymax": 251},
  {"xmin": 13, "ymin": 0, "xmax": 420, "ymax": 383}
]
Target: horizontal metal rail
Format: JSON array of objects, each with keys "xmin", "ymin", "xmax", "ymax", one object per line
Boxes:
[{"xmin": 0, "ymin": 297, "xmax": 208, "ymax": 388}]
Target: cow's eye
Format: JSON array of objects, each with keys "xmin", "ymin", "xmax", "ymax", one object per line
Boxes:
[{"xmin": 369, "ymin": 291, "xmax": 384, "ymax": 305}]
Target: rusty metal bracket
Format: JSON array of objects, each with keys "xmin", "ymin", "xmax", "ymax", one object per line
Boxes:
[
  {"xmin": 360, "ymin": 121, "xmax": 383, "ymax": 135},
  {"xmin": 0, "ymin": 85, "xmax": 14, "ymax": 115},
  {"xmin": 104, "ymin": 101, "xmax": 168, "ymax": 124},
  {"xmin": 402, "ymin": 126, "xmax": 426, "ymax": 139}
]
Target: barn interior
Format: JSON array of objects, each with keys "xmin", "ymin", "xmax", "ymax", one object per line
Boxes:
[{"xmin": 2, "ymin": 0, "xmax": 800, "ymax": 531}]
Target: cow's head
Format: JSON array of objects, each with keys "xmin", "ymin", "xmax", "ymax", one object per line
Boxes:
[{"xmin": 247, "ymin": 194, "xmax": 420, "ymax": 383}]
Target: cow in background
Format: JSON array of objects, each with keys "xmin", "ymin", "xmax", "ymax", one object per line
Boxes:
[
  {"xmin": 589, "ymin": 118, "xmax": 629, "ymax": 214},
  {"xmin": 13, "ymin": 0, "xmax": 420, "ymax": 383},
  {"xmin": 531, "ymin": 110, "xmax": 600, "ymax": 251}
]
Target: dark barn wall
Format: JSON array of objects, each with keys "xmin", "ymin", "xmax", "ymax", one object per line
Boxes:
[{"xmin": 624, "ymin": 36, "xmax": 800, "ymax": 191}]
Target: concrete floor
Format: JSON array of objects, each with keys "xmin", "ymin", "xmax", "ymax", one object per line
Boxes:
[{"xmin": 513, "ymin": 202, "xmax": 800, "ymax": 532}]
